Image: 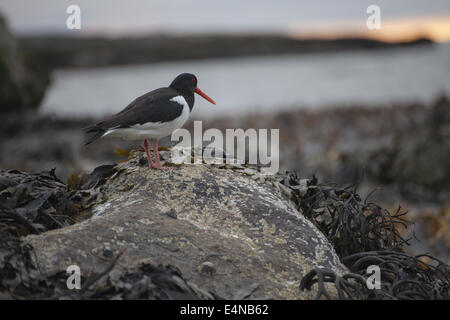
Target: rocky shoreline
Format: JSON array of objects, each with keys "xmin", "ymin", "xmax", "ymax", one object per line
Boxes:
[
  {"xmin": 1, "ymin": 97, "xmax": 449, "ymax": 265},
  {"xmin": 1, "ymin": 149, "xmax": 448, "ymax": 299},
  {"xmin": 19, "ymin": 34, "xmax": 433, "ymax": 69}
]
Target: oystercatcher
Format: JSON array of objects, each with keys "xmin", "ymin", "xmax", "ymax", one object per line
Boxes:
[{"xmin": 85, "ymin": 73, "xmax": 216, "ymax": 170}]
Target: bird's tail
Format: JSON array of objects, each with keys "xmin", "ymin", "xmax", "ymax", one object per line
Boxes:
[{"xmin": 84, "ymin": 125, "xmax": 105, "ymax": 145}]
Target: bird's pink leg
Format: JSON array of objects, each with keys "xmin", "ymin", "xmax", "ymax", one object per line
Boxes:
[
  {"xmin": 152, "ymin": 140, "xmax": 173, "ymax": 170},
  {"xmin": 143, "ymin": 139, "xmax": 155, "ymax": 168}
]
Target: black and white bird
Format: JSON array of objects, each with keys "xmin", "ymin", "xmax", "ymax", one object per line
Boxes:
[{"xmin": 85, "ymin": 73, "xmax": 216, "ymax": 170}]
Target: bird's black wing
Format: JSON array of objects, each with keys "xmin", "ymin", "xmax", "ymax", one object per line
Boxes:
[{"xmin": 96, "ymin": 87, "xmax": 184, "ymax": 130}]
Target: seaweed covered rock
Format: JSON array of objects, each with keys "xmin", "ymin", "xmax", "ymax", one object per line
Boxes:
[
  {"xmin": 0, "ymin": 168, "xmax": 100, "ymax": 234},
  {"xmin": 23, "ymin": 150, "xmax": 347, "ymax": 299}
]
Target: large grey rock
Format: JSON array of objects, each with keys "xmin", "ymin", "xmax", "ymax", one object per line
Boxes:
[{"xmin": 25, "ymin": 151, "xmax": 347, "ymax": 299}]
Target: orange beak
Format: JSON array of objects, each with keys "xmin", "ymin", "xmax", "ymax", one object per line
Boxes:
[{"xmin": 195, "ymin": 87, "xmax": 216, "ymax": 105}]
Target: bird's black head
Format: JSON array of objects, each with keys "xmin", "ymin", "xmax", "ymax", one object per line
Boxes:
[
  {"xmin": 169, "ymin": 73, "xmax": 216, "ymax": 105},
  {"xmin": 169, "ymin": 73, "xmax": 197, "ymax": 94}
]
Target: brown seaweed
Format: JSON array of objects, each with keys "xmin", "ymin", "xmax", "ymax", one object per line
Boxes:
[
  {"xmin": 300, "ymin": 250, "xmax": 449, "ymax": 300},
  {"xmin": 288, "ymin": 175, "xmax": 409, "ymax": 257}
]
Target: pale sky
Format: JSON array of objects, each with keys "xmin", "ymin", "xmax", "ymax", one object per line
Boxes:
[{"xmin": 1, "ymin": 0, "xmax": 449, "ymax": 41}]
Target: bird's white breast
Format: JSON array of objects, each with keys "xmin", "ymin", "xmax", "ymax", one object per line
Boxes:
[{"xmin": 102, "ymin": 95, "xmax": 190, "ymax": 141}]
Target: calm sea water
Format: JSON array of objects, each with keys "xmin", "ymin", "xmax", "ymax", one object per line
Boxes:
[{"xmin": 40, "ymin": 43, "xmax": 450, "ymax": 120}]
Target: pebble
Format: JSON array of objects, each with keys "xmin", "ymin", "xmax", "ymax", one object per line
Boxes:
[
  {"xmin": 198, "ymin": 261, "xmax": 216, "ymax": 276},
  {"xmin": 244, "ymin": 168, "xmax": 257, "ymax": 176}
]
